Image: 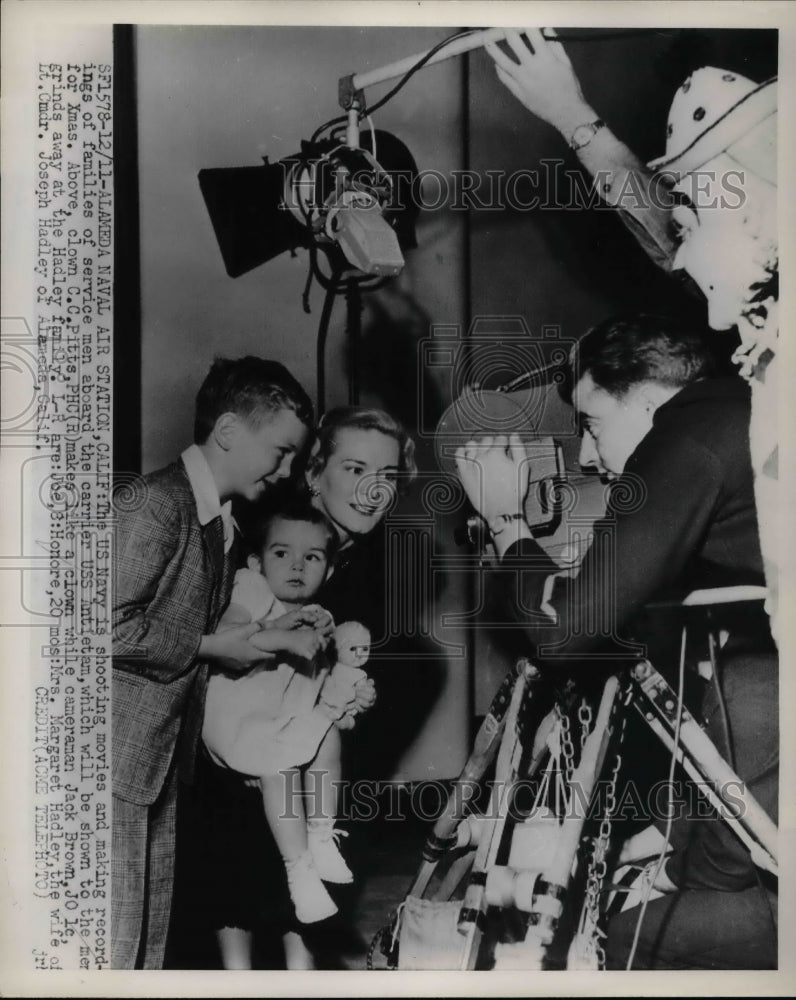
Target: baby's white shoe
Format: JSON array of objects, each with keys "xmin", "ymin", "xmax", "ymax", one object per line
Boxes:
[
  {"xmin": 308, "ymin": 820, "xmax": 353, "ymax": 884},
  {"xmin": 284, "ymin": 851, "xmax": 338, "ymax": 923}
]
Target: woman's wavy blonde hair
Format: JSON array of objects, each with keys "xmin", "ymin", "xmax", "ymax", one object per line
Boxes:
[{"xmin": 305, "ymin": 406, "xmax": 417, "ymax": 495}]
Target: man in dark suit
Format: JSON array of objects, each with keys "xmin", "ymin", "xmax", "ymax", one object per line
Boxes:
[
  {"xmin": 111, "ymin": 357, "xmax": 312, "ymax": 968},
  {"xmin": 455, "ymin": 314, "xmax": 777, "ymax": 968}
]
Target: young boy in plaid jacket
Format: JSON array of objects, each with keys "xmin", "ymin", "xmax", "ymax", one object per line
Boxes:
[{"xmin": 111, "ymin": 357, "xmax": 313, "ymax": 968}]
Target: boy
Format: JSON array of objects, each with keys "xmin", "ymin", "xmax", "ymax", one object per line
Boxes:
[{"xmin": 111, "ymin": 356, "xmax": 312, "ymax": 969}]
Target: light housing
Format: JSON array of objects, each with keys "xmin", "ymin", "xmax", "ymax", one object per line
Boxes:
[{"xmin": 199, "ymin": 129, "xmax": 419, "ymax": 279}]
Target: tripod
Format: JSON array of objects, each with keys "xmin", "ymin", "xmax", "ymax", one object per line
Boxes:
[{"xmin": 371, "ymin": 587, "xmax": 777, "ymax": 971}]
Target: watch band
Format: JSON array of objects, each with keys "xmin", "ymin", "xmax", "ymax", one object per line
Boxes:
[
  {"xmin": 569, "ymin": 119, "xmax": 605, "ymax": 152},
  {"xmin": 487, "ymin": 512, "xmax": 525, "ymax": 536}
]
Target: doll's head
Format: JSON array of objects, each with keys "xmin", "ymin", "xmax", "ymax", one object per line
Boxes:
[{"xmin": 334, "ymin": 621, "xmax": 371, "ymax": 668}]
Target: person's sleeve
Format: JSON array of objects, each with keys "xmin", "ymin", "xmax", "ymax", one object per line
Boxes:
[
  {"xmin": 230, "ymin": 568, "xmax": 275, "ymax": 622},
  {"xmin": 578, "ymin": 128, "xmax": 699, "ymax": 295},
  {"xmin": 500, "ymin": 432, "xmax": 724, "ymax": 665},
  {"xmin": 112, "ymin": 490, "xmax": 202, "ymax": 681},
  {"xmin": 590, "ymin": 146, "xmax": 676, "ymax": 270}
]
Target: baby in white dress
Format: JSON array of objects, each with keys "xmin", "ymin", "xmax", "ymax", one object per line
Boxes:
[{"xmin": 203, "ymin": 503, "xmax": 370, "ymax": 923}]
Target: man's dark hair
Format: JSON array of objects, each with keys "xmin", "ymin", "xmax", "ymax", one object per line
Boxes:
[
  {"xmin": 194, "ymin": 356, "xmax": 313, "ymax": 444},
  {"xmin": 251, "ymin": 499, "xmax": 339, "ymax": 562},
  {"xmin": 565, "ymin": 314, "xmax": 716, "ymax": 403}
]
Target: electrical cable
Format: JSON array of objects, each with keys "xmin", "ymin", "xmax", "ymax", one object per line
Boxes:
[
  {"xmin": 625, "ymin": 626, "xmax": 687, "ymax": 970},
  {"xmin": 310, "ymin": 26, "xmax": 681, "ymax": 148},
  {"xmin": 310, "ymin": 114, "xmax": 347, "ymax": 146},
  {"xmin": 315, "ymin": 269, "xmax": 340, "ymax": 416},
  {"xmin": 347, "ymin": 277, "xmax": 362, "ymax": 405},
  {"xmin": 311, "ymin": 27, "xmax": 678, "ymax": 142},
  {"xmin": 300, "ymin": 249, "xmax": 315, "ymax": 314},
  {"xmin": 311, "ymin": 29, "xmax": 480, "ymax": 143},
  {"xmin": 289, "ymin": 136, "xmax": 395, "ymax": 298},
  {"xmin": 706, "ymin": 625, "xmax": 733, "ymax": 769},
  {"xmin": 365, "ymin": 114, "xmax": 377, "ymax": 159},
  {"xmin": 362, "ymin": 29, "xmax": 481, "ymax": 117},
  {"xmin": 361, "ymin": 27, "xmax": 673, "ymax": 120},
  {"xmin": 311, "ymin": 253, "xmax": 383, "ymax": 294}
]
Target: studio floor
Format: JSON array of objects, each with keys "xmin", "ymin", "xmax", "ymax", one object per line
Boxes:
[{"xmin": 165, "ymin": 784, "xmax": 430, "ymax": 971}]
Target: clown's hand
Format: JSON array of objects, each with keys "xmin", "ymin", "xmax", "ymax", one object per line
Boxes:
[{"xmin": 485, "ymin": 28, "xmax": 594, "ymax": 138}]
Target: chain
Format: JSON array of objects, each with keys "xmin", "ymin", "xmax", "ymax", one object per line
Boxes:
[
  {"xmin": 580, "ymin": 685, "xmax": 630, "ymax": 969},
  {"xmin": 555, "ymin": 701, "xmax": 575, "ymax": 788},
  {"xmin": 578, "ymin": 696, "xmax": 593, "ymax": 753}
]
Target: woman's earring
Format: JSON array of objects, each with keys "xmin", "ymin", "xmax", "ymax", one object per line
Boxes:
[{"xmin": 309, "ymin": 483, "xmax": 320, "ymax": 497}]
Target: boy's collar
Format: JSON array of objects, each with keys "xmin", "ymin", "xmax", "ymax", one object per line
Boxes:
[{"xmin": 181, "ymin": 445, "xmax": 237, "ymax": 551}]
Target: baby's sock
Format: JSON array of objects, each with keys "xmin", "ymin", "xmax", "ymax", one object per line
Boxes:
[{"xmin": 307, "ymin": 817, "xmax": 353, "ymax": 884}]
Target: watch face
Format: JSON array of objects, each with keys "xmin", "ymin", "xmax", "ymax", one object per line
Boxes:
[{"xmin": 571, "ymin": 124, "xmax": 594, "ymax": 149}]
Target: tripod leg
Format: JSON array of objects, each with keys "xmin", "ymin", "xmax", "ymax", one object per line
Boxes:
[
  {"xmin": 405, "ymin": 664, "xmax": 532, "ymax": 901},
  {"xmin": 632, "ymin": 661, "xmax": 777, "ymax": 872},
  {"xmin": 458, "ymin": 668, "xmax": 531, "ymax": 969}
]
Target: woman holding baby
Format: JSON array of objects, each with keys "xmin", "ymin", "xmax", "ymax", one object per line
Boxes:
[{"xmin": 182, "ymin": 405, "xmax": 418, "ymax": 970}]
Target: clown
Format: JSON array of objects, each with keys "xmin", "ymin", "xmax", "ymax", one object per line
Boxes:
[{"xmin": 649, "ymin": 68, "xmax": 779, "ymax": 643}]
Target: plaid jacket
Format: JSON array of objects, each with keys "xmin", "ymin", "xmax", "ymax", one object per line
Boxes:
[{"xmin": 112, "ymin": 460, "xmax": 235, "ymax": 805}]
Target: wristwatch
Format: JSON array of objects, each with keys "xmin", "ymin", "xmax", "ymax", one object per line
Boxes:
[
  {"xmin": 569, "ymin": 119, "xmax": 605, "ymax": 152},
  {"xmin": 486, "ymin": 512, "xmax": 525, "ymax": 537}
]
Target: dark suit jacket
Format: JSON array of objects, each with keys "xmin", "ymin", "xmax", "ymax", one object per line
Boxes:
[{"xmin": 112, "ymin": 460, "xmax": 235, "ymax": 806}]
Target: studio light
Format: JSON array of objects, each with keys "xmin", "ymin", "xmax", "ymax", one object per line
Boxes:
[
  {"xmin": 196, "ymin": 28, "xmax": 546, "ymax": 412},
  {"xmin": 199, "ymin": 130, "xmax": 419, "ymax": 280}
]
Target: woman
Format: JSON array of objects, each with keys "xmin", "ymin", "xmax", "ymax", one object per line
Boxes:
[
  {"xmin": 305, "ymin": 406, "xmax": 417, "ymax": 634},
  {"xmin": 189, "ymin": 407, "xmax": 418, "ymax": 970}
]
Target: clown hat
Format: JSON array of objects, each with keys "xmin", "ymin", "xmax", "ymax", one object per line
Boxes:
[{"xmin": 648, "ymin": 67, "xmax": 777, "ymax": 178}]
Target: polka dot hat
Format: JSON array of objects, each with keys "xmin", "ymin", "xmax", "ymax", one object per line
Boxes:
[{"xmin": 648, "ymin": 66, "xmax": 777, "ymax": 178}]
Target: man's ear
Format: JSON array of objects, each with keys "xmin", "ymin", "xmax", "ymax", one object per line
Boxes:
[
  {"xmin": 637, "ymin": 386, "xmax": 656, "ymax": 414},
  {"xmin": 246, "ymin": 552, "xmax": 263, "ymax": 573},
  {"xmin": 213, "ymin": 412, "xmax": 239, "ymax": 451},
  {"xmin": 638, "ymin": 382, "xmax": 678, "ymax": 414}
]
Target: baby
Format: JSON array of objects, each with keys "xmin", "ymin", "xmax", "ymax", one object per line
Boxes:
[{"xmin": 202, "ymin": 502, "xmax": 371, "ymax": 924}]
